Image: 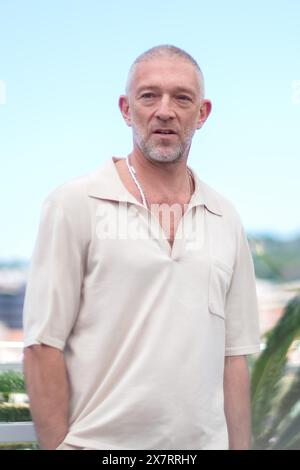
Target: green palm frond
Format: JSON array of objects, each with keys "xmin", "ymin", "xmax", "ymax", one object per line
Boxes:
[
  {"xmin": 251, "ymin": 296, "xmax": 300, "ymax": 447},
  {"xmin": 0, "ymin": 370, "xmax": 26, "ymax": 394},
  {"xmin": 268, "ymin": 366, "xmax": 300, "ymax": 437},
  {"xmin": 271, "ymin": 412, "xmax": 300, "ymax": 449}
]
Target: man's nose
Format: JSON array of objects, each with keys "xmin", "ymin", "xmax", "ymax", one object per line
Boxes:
[{"xmin": 154, "ymin": 96, "xmax": 175, "ymax": 121}]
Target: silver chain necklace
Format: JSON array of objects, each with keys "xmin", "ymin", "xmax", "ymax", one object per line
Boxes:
[
  {"xmin": 126, "ymin": 156, "xmax": 149, "ymax": 209},
  {"xmin": 126, "ymin": 156, "xmax": 193, "ymax": 210}
]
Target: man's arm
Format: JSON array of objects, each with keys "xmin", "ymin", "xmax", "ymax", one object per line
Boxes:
[
  {"xmin": 23, "ymin": 344, "xmax": 70, "ymax": 450},
  {"xmin": 223, "ymin": 355, "xmax": 252, "ymax": 450}
]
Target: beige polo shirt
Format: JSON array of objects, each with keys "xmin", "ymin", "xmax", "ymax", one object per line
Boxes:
[{"xmin": 23, "ymin": 157, "xmax": 260, "ymax": 450}]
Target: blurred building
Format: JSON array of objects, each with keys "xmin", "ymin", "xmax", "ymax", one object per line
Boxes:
[
  {"xmin": 256, "ymin": 278, "xmax": 300, "ymax": 335},
  {"xmin": 0, "ymin": 269, "xmax": 27, "ymax": 331},
  {"xmin": 0, "ymin": 268, "xmax": 26, "ymax": 364},
  {"xmin": 256, "ymin": 278, "xmax": 300, "ymax": 366}
]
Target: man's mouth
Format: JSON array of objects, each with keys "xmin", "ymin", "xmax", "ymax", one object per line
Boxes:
[{"xmin": 153, "ymin": 129, "xmax": 177, "ymax": 135}]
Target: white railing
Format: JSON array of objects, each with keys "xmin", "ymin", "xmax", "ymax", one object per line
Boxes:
[
  {"xmin": 0, "ymin": 341, "xmax": 24, "ymax": 349},
  {"xmin": 0, "ymin": 421, "xmax": 36, "ymax": 443},
  {"xmin": 0, "ymin": 340, "xmax": 23, "ymax": 366}
]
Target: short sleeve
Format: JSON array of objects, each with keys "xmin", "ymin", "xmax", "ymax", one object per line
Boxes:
[
  {"xmin": 224, "ymin": 225, "xmax": 261, "ymax": 356},
  {"xmin": 23, "ymin": 198, "xmax": 84, "ymax": 350}
]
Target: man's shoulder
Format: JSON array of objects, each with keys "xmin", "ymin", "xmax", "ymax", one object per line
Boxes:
[{"xmin": 43, "ymin": 160, "xmax": 111, "ymax": 210}]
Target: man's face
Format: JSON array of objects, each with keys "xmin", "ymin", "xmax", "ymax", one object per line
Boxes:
[{"xmin": 119, "ymin": 57, "xmax": 211, "ymax": 164}]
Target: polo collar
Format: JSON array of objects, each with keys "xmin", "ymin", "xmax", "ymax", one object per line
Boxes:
[
  {"xmin": 88, "ymin": 157, "xmax": 223, "ymax": 217},
  {"xmin": 189, "ymin": 167, "xmax": 223, "ymax": 216}
]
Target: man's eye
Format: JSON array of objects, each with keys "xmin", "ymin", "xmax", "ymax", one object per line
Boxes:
[
  {"xmin": 141, "ymin": 93, "xmax": 155, "ymax": 99},
  {"xmin": 177, "ymin": 95, "xmax": 192, "ymax": 101}
]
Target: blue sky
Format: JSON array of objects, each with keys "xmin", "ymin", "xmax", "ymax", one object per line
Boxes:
[{"xmin": 1, "ymin": 0, "xmax": 300, "ymax": 259}]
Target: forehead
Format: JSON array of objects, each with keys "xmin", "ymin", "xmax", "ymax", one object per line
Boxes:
[{"xmin": 128, "ymin": 57, "xmax": 201, "ymax": 95}]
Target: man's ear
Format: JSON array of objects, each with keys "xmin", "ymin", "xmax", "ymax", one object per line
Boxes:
[
  {"xmin": 119, "ymin": 95, "xmax": 132, "ymax": 127},
  {"xmin": 196, "ymin": 99, "xmax": 212, "ymax": 129}
]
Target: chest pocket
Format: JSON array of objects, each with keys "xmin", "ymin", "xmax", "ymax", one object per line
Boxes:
[{"xmin": 208, "ymin": 259, "xmax": 233, "ymax": 320}]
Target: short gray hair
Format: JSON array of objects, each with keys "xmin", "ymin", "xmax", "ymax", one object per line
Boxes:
[{"xmin": 126, "ymin": 44, "xmax": 205, "ymax": 97}]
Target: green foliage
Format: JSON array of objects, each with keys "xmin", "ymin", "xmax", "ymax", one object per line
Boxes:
[
  {"xmin": 272, "ymin": 413, "xmax": 300, "ymax": 450},
  {"xmin": 250, "ymin": 235, "xmax": 300, "ymax": 282},
  {"xmin": 251, "ymin": 295, "xmax": 300, "ymax": 449},
  {"xmin": 267, "ymin": 367, "xmax": 300, "ymax": 439},
  {"xmin": 0, "ymin": 370, "xmax": 31, "ymax": 423},
  {"xmin": 0, "ymin": 371, "xmax": 26, "ymax": 394},
  {"xmin": 0, "ymin": 442, "xmax": 39, "ymax": 450},
  {"xmin": 0, "ymin": 403, "xmax": 31, "ymax": 422}
]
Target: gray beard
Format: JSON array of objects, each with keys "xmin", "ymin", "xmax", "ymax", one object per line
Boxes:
[
  {"xmin": 139, "ymin": 141, "xmax": 185, "ymax": 164},
  {"xmin": 133, "ymin": 127, "xmax": 194, "ymax": 164}
]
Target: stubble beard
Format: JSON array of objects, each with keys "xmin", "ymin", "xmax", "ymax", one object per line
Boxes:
[{"xmin": 133, "ymin": 127, "xmax": 195, "ymax": 164}]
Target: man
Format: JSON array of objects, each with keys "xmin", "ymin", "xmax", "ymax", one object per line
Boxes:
[{"xmin": 23, "ymin": 45, "xmax": 260, "ymax": 450}]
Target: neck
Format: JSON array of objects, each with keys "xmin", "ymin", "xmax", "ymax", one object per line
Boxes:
[{"xmin": 128, "ymin": 149, "xmax": 192, "ymax": 204}]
